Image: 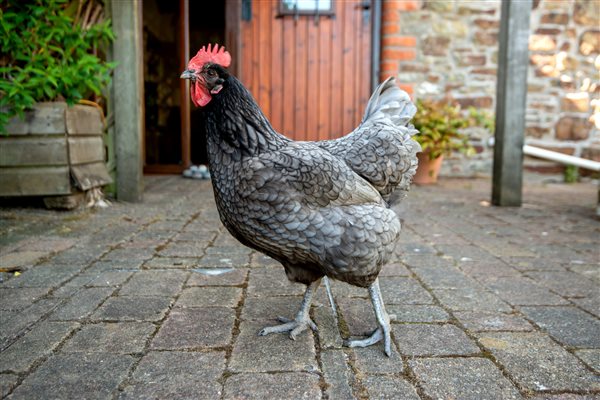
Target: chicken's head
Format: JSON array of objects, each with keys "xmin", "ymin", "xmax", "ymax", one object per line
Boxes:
[{"xmin": 181, "ymin": 44, "xmax": 232, "ymax": 107}]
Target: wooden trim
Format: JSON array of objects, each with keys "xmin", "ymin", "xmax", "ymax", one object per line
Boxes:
[
  {"xmin": 144, "ymin": 164, "xmax": 186, "ymax": 174},
  {"xmin": 179, "ymin": 0, "xmax": 191, "ymax": 169},
  {"xmin": 226, "ymin": 0, "xmax": 242, "ymax": 77}
]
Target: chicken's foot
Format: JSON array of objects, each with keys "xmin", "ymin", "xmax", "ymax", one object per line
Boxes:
[
  {"xmin": 258, "ymin": 278, "xmax": 321, "ymax": 340},
  {"xmin": 343, "ymin": 278, "xmax": 392, "ymax": 356}
]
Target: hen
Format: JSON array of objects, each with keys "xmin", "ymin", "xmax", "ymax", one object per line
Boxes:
[{"xmin": 181, "ymin": 44, "xmax": 420, "ymax": 356}]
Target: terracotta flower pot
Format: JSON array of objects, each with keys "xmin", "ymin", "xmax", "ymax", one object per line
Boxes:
[{"xmin": 413, "ymin": 152, "xmax": 444, "ymax": 185}]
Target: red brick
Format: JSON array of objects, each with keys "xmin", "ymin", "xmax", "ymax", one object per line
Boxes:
[
  {"xmin": 382, "ymin": 48, "xmax": 416, "ymax": 61},
  {"xmin": 380, "ymin": 61, "xmax": 399, "ymax": 73},
  {"xmin": 382, "ymin": 36, "xmax": 417, "ymax": 47},
  {"xmin": 382, "ymin": 23, "xmax": 400, "ymax": 35},
  {"xmin": 397, "ymin": 83, "xmax": 414, "ymax": 96},
  {"xmin": 382, "ymin": 9, "xmax": 400, "ymax": 23},
  {"xmin": 384, "ymin": 0, "xmax": 420, "ymax": 12},
  {"xmin": 540, "ymin": 12, "xmax": 569, "ymax": 25}
]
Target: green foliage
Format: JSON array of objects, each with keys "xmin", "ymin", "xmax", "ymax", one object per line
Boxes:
[
  {"xmin": 564, "ymin": 164, "xmax": 579, "ymax": 183},
  {"xmin": 0, "ymin": 0, "xmax": 115, "ymax": 133},
  {"xmin": 413, "ymin": 99, "xmax": 493, "ymax": 160}
]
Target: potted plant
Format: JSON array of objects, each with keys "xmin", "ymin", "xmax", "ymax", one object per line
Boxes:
[
  {"xmin": 0, "ymin": 0, "xmax": 115, "ymax": 208},
  {"xmin": 412, "ymin": 99, "xmax": 490, "ymax": 184}
]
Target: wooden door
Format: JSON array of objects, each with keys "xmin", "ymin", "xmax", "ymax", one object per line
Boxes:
[{"xmin": 239, "ymin": 0, "xmax": 373, "ymax": 141}]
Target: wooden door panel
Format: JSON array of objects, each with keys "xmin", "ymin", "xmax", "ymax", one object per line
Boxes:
[{"xmin": 240, "ymin": 0, "xmax": 372, "ymax": 141}]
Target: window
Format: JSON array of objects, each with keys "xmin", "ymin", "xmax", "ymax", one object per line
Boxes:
[{"xmin": 279, "ymin": 0, "xmax": 334, "ymax": 16}]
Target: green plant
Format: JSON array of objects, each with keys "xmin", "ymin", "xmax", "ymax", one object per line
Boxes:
[
  {"xmin": 0, "ymin": 0, "xmax": 115, "ymax": 133},
  {"xmin": 413, "ymin": 99, "xmax": 492, "ymax": 160}
]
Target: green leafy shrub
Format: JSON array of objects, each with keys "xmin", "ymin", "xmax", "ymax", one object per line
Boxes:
[
  {"xmin": 0, "ymin": 0, "xmax": 115, "ymax": 133},
  {"xmin": 413, "ymin": 99, "xmax": 493, "ymax": 160}
]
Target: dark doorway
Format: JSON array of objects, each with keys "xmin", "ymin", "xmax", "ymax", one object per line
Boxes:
[
  {"xmin": 189, "ymin": 1, "xmax": 225, "ymax": 166},
  {"xmin": 142, "ymin": 0, "xmax": 225, "ymax": 173}
]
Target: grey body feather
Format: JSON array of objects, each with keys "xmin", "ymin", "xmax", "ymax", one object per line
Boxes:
[{"xmin": 203, "ymin": 75, "xmax": 419, "ymax": 288}]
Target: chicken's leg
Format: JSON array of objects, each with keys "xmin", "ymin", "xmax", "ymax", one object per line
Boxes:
[
  {"xmin": 344, "ymin": 278, "xmax": 392, "ymax": 356},
  {"xmin": 258, "ymin": 278, "xmax": 321, "ymax": 340}
]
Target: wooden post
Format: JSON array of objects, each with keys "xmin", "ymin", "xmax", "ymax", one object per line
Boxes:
[
  {"xmin": 492, "ymin": 0, "xmax": 531, "ymax": 207},
  {"xmin": 111, "ymin": 0, "xmax": 144, "ymax": 202}
]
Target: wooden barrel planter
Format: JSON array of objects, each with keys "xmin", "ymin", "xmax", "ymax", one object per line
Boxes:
[{"xmin": 0, "ymin": 102, "xmax": 112, "ymax": 209}]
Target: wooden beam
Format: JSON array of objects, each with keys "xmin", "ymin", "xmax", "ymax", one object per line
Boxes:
[
  {"xmin": 492, "ymin": 0, "xmax": 532, "ymax": 207},
  {"xmin": 111, "ymin": 0, "xmax": 144, "ymax": 202}
]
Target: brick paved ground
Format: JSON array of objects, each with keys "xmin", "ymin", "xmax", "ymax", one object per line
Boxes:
[{"xmin": 0, "ymin": 176, "xmax": 598, "ymax": 399}]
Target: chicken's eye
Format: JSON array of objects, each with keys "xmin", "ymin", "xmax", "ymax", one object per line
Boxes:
[{"xmin": 207, "ymin": 69, "xmax": 217, "ymax": 78}]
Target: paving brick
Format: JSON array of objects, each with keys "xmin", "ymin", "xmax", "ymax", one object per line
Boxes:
[
  {"xmin": 118, "ymin": 270, "xmax": 188, "ymax": 297},
  {"xmin": 241, "ymin": 296, "xmax": 302, "ymax": 321},
  {"xmin": 0, "ymin": 251, "xmax": 48, "ymax": 268},
  {"xmin": 387, "ymin": 304, "xmax": 450, "ymax": 322},
  {"xmin": 50, "ymin": 287, "xmax": 114, "ymax": 321},
  {"xmin": 0, "ymin": 373, "xmax": 19, "ymax": 398},
  {"xmin": 247, "ymin": 267, "xmax": 305, "ymax": 297},
  {"xmin": 159, "ymin": 242, "xmax": 206, "ymax": 258},
  {"xmin": 187, "ymin": 267, "xmax": 248, "ymax": 286},
  {"xmin": 393, "ymin": 324, "xmax": 480, "ymax": 356},
  {"xmin": 176, "ymin": 286, "xmax": 242, "ymax": 308},
  {"xmin": 380, "ymin": 277, "xmax": 434, "ymax": 305},
  {"xmin": 433, "ymin": 287, "xmax": 513, "ymax": 312},
  {"xmin": 313, "ymin": 304, "xmax": 344, "ymax": 349},
  {"xmin": 89, "ymin": 259, "xmax": 144, "ymax": 271},
  {"xmin": 570, "ymin": 294, "xmax": 600, "ymax": 318},
  {"xmin": 143, "ymin": 256, "xmax": 200, "ymax": 269},
  {"xmin": 379, "ymin": 262, "xmax": 412, "ymax": 276},
  {"xmin": 481, "ymin": 277, "xmax": 569, "ymax": 306},
  {"xmin": 62, "ymin": 322, "xmax": 155, "ymax": 354},
  {"xmin": 119, "ymin": 351, "xmax": 225, "ymax": 399},
  {"xmin": 2, "ymin": 264, "xmax": 83, "ymax": 288},
  {"xmin": 223, "ymin": 372, "xmax": 321, "ymax": 400},
  {"xmin": 320, "ymin": 350, "xmax": 354, "ymax": 399},
  {"xmin": 0, "ymin": 321, "xmax": 78, "ymax": 373},
  {"xmin": 574, "ymin": 349, "xmax": 600, "ymax": 374},
  {"xmin": 92, "ymin": 296, "xmax": 172, "ymax": 322},
  {"xmin": 454, "ymin": 311, "xmax": 534, "ymax": 332},
  {"xmin": 363, "ymin": 375, "xmax": 420, "ymax": 400},
  {"xmin": 520, "ymin": 306, "xmax": 600, "ymax": 348},
  {"xmin": 401, "ymin": 253, "xmax": 454, "ymax": 269},
  {"xmin": 353, "ymin": 345, "xmax": 403, "ymax": 374},
  {"xmin": 0, "ymin": 287, "xmax": 51, "ymax": 311},
  {"xmin": 0, "ymin": 299, "xmax": 62, "ymax": 347},
  {"xmin": 410, "ymin": 357, "xmax": 522, "ymax": 400},
  {"xmin": 86, "ymin": 270, "xmax": 134, "ymax": 287},
  {"xmin": 151, "ymin": 307, "xmax": 234, "ymax": 349},
  {"xmin": 9, "ymin": 353, "xmax": 134, "ymax": 400},
  {"xmin": 478, "ymin": 332, "xmax": 600, "ymax": 391},
  {"xmin": 229, "ymin": 320, "xmax": 317, "ymax": 373},
  {"xmin": 338, "ymin": 297, "xmax": 377, "ymax": 336},
  {"xmin": 413, "ymin": 266, "xmax": 480, "ymax": 289},
  {"xmin": 525, "ymin": 271, "xmax": 598, "ymax": 297}
]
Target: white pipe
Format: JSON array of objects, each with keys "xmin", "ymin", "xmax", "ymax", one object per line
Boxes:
[{"xmin": 523, "ymin": 145, "xmax": 600, "ymax": 172}]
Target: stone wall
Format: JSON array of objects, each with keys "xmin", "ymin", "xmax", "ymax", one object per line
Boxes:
[{"xmin": 381, "ymin": 0, "xmax": 600, "ymax": 176}]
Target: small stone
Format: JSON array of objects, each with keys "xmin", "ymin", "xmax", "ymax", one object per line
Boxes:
[
  {"xmin": 574, "ymin": 0, "xmax": 600, "ymax": 26},
  {"xmin": 579, "ymin": 30, "xmax": 600, "ymax": 56},
  {"xmin": 422, "ymin": 36, "xmax": 450, "ymax": 56},
  {"xmin": 223, "ymin": 372, "xmax": 321, "ymax": 400},
  {"xmin": 529, "ymin": 34, "xmax": 557, "ymax": 51},
  {"xmin": 540, "ymin": 12, "xmax": 569, "ymax": 25},
  {"xmin": 410, "ymin": 357, "xmax": 522, "ymax": 400},
  {"xmin": 151, "ymin": 307, "xmax": 234, "ymax": 349},
  {"xmin": 555, "ymin": 117, "xmax": 592, "ymax": 141}
]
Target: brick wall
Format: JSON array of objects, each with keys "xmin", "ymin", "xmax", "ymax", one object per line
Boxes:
[{"xmin": 381, "ymin": 0, "xmax": 600, "ymax": 177}]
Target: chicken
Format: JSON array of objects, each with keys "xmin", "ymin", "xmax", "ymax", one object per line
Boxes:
[{"xmin": 180, "ymin": 44, "xmax": 420, "ymax": 356}]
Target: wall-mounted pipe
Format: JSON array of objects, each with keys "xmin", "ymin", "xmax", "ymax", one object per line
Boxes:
[{"xmin": 523, "ymin": 145, "xmax": 600, "ymax": 172}]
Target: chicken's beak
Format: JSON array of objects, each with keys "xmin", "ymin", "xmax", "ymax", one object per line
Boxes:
[{"xmin": 180, "ymin": 69, "xmax": 195, "ymax": 80}]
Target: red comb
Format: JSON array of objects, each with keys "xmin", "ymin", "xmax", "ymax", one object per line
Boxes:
[{"xmin": 188, "ymin": 44, "xmax": 231, "ymax": 70}]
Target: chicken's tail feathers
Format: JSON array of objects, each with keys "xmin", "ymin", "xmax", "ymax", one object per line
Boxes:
[{"xmin": 361, "ymin": 77, "xmax": 416, "ymax": 128}]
